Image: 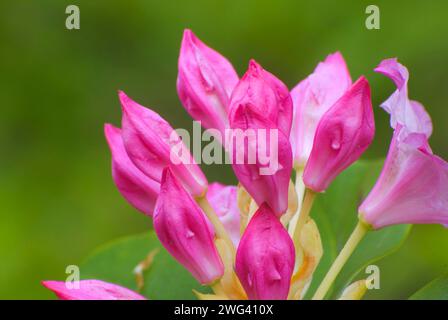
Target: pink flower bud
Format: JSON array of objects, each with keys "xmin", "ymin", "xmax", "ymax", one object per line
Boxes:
[
  {"xmin": 235, "ymin": 203, "xmax": 295, "ymax": 300},
  {"xmin": 229, "ymin": 60, "xmax": 293, "ymax": 136},
  {"xmin": 119, "ymin": 91, "xmax": 207, "ymax": 197},
  {"xmin": 290, "ymin": 52, "xmax": 352, "ymax": 167},
  {"xmin": 227, "ymin": 61, "xmax": 293, "ymax": 216},
  {"xmin": 359, "ymin": 59, "xmax": 448, "ymax": 229},
  {"xmin": 177, "ymin": 29, "xmax": 239, "ymax": 138},
  {"xmin": 104, "ymin": 124, "xmax": 160, "ymax": 216},
  {"xmin": 303, "ymin": 77, "xmax": 375, "ymax": 192},
  {"xmin": 206, "ymin": 182, "xmax": 241, "ymax": 247},
  {"xmin": 153, "ymin": 168, "xmax": 224, "ymax": 284},
  {"xmin": 42, "ymin": 280, "xmax": 146, "ymax": 300}
]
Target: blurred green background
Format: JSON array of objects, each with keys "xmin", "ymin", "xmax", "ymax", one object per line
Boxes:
[{"xmin": 0, "ymin": 0, "xmax": 447, "ymax": 299}]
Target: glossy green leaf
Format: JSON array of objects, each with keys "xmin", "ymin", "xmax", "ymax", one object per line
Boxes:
[
  {"xmin": 305, "ymin": 159, "xmax": 412, "ymax": 299},
  {"xmin": 80, "ymin": 232, "xmax": 209, "ymax": 299},
  {"xmin": 410, "ymin": 274, "xmax": 448, "ymax": 300}
]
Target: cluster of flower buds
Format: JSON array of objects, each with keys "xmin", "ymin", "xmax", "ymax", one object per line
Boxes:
[{"xmin": 44, "ymin": 30, "xmax": 448, "ymax": 300}]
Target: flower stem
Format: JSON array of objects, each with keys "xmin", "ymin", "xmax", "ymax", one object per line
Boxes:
[
  {"xmin": 312, "ymin": 220, "xmax": 369, "ymax": 300},
  {"xmin": 196, "ymin": 196, "xmax": 236, "ymax": 257},
  {"xmin": 291, "ymin": 188, "xmax": 316, "ymax": 252},
  {"xmin": 288, "ymin": 169, "xmax": 305, "ymax": 236}
]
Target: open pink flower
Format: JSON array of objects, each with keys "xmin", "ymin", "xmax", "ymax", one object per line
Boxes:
[
  {"xmin": 153, "ymin": 168, "xmax": 224, "ymax": 284},
  {"xmin": 119, "ymin": 91, "xmax": 207, "ymax": 197},
  {"xmin": 235, "ymin": 203, "xmax": 295, "ymax": 300},
  {"xmin": 303, "ymin": 77, "xmax": 375, "ymax": 192},
  {"xmin": 359, "ymin": 59, "xmax": 448, "ymax": 229},
  {"xmin": 228, "ymin": 61, "xmax": 293, "ymax": 216},
  {"xmin": 206, "ymin": 182, "xmax": 241, "ymax": 246},
  {"xmin": 42, "ymin": 280, "xmax": 146, "ymax": 300},
  {"xmin": 290, "ymin": 52, "xmax": 352, "ymax": 167},
  {"xmin": 177, "ymin": 29, "xmax": 239, "ymax": 139},
  {"xmin": 104, "ymin": 124, "xmax": 160, "ymax": 216}
]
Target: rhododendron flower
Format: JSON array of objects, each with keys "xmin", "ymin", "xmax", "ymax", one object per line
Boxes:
[
  {"xmin": 302, "ymin": 77, "xmax": 375, "ymax": 192},
  {"xmin": 228, "ymin": 60, "xmax": 293, "ymax": 216},
  {"xmin": 235, "ymin": 203, "xmax": 295, "ymax": 300},
  {"xmin": 359, "ymin": 59, "xmax": 448, "ymax": 229},
  {"xmin": 153, "ymin": 168, "xmax": 224, "ymax": 284},
  {"xmin": 104, "ymin": 124, "xmax": 160, "ymax": 216},
  {"xmin": 42, "ymin": 280, "xmax": 146, "ymax": 300},
  {"xmin": 290, "ymin": 52, "xmax": 352, "ymax": 168},
  {"xmin": 177, "ymin": 29, "xmax": 239, "ymax": 139},
  {"xmin": 119, "ymin": 91, "xmax": 208, "ymax": 197}
]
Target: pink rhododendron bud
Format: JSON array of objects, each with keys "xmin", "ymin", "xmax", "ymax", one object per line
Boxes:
[
  {"xmin": 228, "ymin": 104, "xmax": 292, "ymax": 216},
  {"xmin": 290, "ymin": 52, "xmax": 352, "ymax": 167},
  {"xmin": 235, "ymin": 203, "xmax": 295, "ymax": 300},
  {"xmin": 229, "ymin": 60, "xmax": 293, "ymax": 137},
  {"xmin": 303, "ymin": 77, "xmax": 375, "ymax": 192},
  {"xmin": 119, "ymin": 91, "xmax": 207, "ymax": 197},
  {"xmin": 42, "ymin": 280, "xmax": 146, "ymax": 300},
  {"xmin": 206, "ymin": 182, "xmax": 241, "ymax": 246},
  {"xmin": 374, "ymin": 58, "xmax": 432, "ymax": 138},
  {"xmin": 104, "ymin": 124, "xmax": 160, "ymax": 216},
  {"xmin": 153, "ymin": 168, "xmax": 224, "ymax": 284},
  {"xmin": 177, "ymin": 29, "xmax": 239, "ymax": 138},
  {"xmin": 359, "ymin": 59, "xmax": 448, "ymax": 229}
]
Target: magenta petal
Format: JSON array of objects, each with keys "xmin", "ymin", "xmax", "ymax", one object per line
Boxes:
[
  {"xmin": 303, "ymin": 77, "xmax": 375, "ymax": 192},
  {"xmin": 119, "ymin": 91, "xmax": 207, "ymax": 196},
  {"xmin": 42, "ymin": 280, "xmax": 146, "ymax": 300},
  {"xmin": 229, "ymin": 60, "xmax": 293, "ymax": 137},
  {"xmin": 228, "ymin": 104, "xmax": 293, "ymax": 216},
  {"xmin": 177, "ymin": 29, "xmax": 239, "ymax": 137},
  {"xmin": 206, "ymin": 182, "xmax": 241, "ymax": 246},
  {"xmin": 359, "ymin": 127, "xmax": 448, "ymax": 229},
  {"xmin": 290, "ymin": 52, "xmax": 352, "ymax": 166},
  {"xmin": 104, "ymin": 124, "xmax": 160, "ymax": 216},
  {"xmin": 235, "ymin": 204, "xmax": 295, "ymax": 300},
  {"xmin": 374, "ymin": 58, "xmax": 432, "ymax": 138},
  {"xmin": 153, "ymin": 168, "xmax": 224, "ymax": 284}
]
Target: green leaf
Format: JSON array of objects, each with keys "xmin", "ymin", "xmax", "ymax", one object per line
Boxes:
[
  {"xmin": 80, "ymin": 232, "xmax": 208, "ymax": 299},
  {"xmin": 306, "ymin": 159, "xmax": 412, "ymax": 299},
  {"xmin": 410, "ymin": 274, "xmax": 448, "ymax": 300}
]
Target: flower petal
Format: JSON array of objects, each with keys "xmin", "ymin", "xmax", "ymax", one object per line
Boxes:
[
  {"xmin": 153, "ymin": 168, "xmax": 224, "ymax": 284},
  {"xmin": 104, "ymin": 124, "xmax": 160, "ymax": 216},
  {"xmin": 42, "ymin": 280, "xmax": 146, "ymax": 300}
]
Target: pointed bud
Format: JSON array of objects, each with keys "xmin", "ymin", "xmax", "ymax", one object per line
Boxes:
[
  {"xmin": 119, "ymin": 91, "xmax": 207, "ymax": 196},
  {"xmin": 42, "ymin": 280, "xmax": 146, "ymax": 300},
  {"xmin": 229, "ymin": 60, "xmax": 293, "ymax": 136},
  {"xmin": 177, "ymin": 29, "xmax": 239, "ymax": 138},
  {"xmin": 228, "ymin": 105, "xmax": 293, "ymax": 216},
  {"xmin": 235, "ymin": 204, "xmax": 295, "ymax": 300},
  {"xmin": 227, "ymin": 61, "xmax": 293, "ymax": 216},
  {"xmin": 153, "ymin": 168, "xmax": 224, "ymax": 284},
  {"xmin": 206, "ymin": 182, "xmax": 241, "ymax": 247},
  {"xmin": 359, "ymin": 60, "xmax": 447, "ymax": 229},
  {"xmin": 104, "ymin": 124, "xmax": 160, "ymax": 216},
  {"xmin": 290, "ymin": 52, "xmax": 352, "ymax": 167},
  {"xmin": 303, "ymin": 77, "xmax": 375, "ymax": 192}
]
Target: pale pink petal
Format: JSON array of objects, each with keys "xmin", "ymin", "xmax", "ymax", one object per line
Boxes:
[
  {"xmin": 374, "ymin": 58, "xmax": 432, "ymax": 138},
  {"xmin": 42, "ymin": 280, "xmax": 146, "ymax": 300},
  {"xmin": 235, "ymin": 204, "xmax": 295, "ymax": 300},
  {"xmin": 206, "ymin": 182, "xmax": 241, "ymax": 246},
  {"xmin": 290, "ymin": 52, "xmax": 352, "ymax": 166},
  {"xmin": 359, "ymin": 127, "xmax": 448, "ymax": 229}
]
